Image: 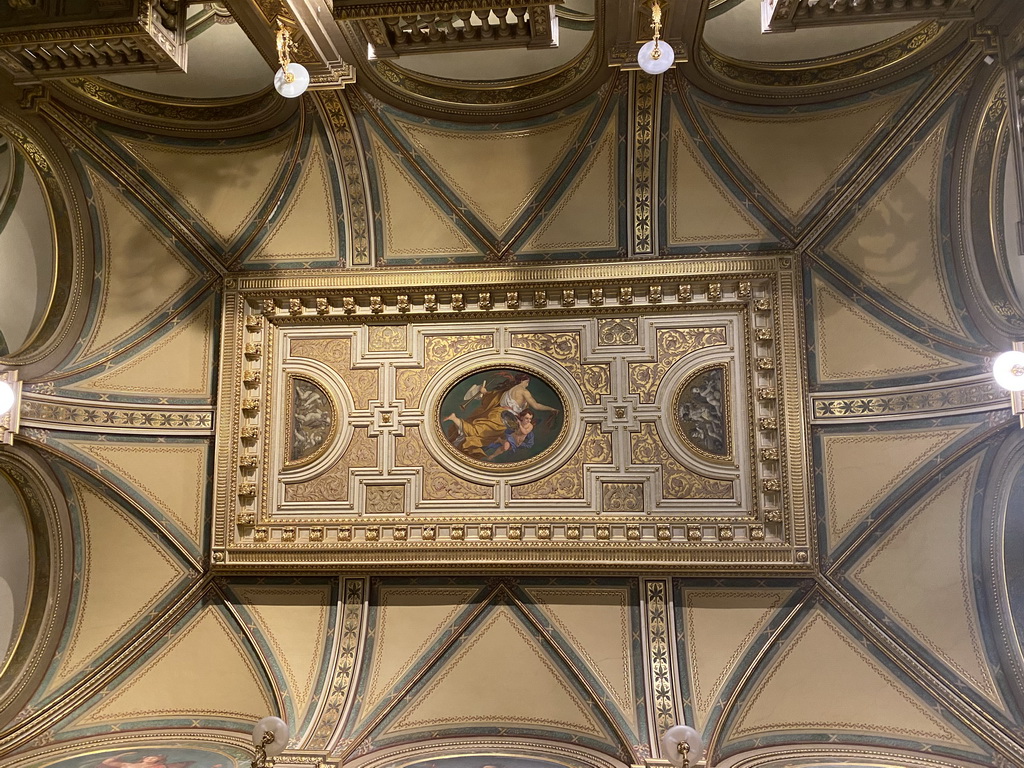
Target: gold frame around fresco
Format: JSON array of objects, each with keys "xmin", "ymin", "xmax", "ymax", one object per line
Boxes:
[{"xmin": 212, "ymin": 255, "xmax": 812, "ymax": 572}]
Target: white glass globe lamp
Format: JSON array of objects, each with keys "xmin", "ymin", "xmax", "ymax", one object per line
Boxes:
[
  {"xmin": 274, "ymin": 63, "xmax": 309, "ymax": 98},
  {"xmin": 0, "ymin": 380, "xmax": 14, "ymax": 416},
  {"xmin": 251, "ymin": 716, "xmax": 289, "ymax": 766},
  {"xmin": 637, "ymin": 38, "xmax": 675, "ymax": 75},
  {"xmin": 660, "ymin": 724, "xmax": 704, "ymax": 767},
  {"xmin": 993, "ymin": 349, "xmax": 1024, "ymax": 392}
]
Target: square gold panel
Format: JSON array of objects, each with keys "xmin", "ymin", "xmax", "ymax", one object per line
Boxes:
[{"xmin": 213, "ymin": 257, "xmax": 811, "ymax": 570}]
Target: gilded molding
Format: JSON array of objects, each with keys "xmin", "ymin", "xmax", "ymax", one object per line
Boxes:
[
  {"xmin": 317, "ymin": 91, "xmax": 373, "ymax": 265},
  {"xmin": 212, "ymin": 257, "xmax": 811, "ymax": 570},
  {"xmin": 631, "ymin": 72, "xmax": 657, "ymax": 257},
  {"xmin": 644, "ymin": 580, "xmax": 676, "ymax": 734},
  {"xmin": 694, "ymin": 21, "xmax": 957, "ymax": 100},
  {"xmin": 811, "ymin": 376, "xmax": 1009, "ymax": 422},
  {"xmin": 20, "ymin": 395, "xmax": 214, "ymax": 435}
]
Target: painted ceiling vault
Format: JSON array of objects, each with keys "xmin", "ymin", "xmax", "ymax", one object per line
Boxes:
[{"xmin": 2, "ymin": 2, "xmax": 1024, "ymax": 768}]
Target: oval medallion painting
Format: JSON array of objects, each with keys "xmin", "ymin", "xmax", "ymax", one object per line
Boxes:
[{"xmin": 438, "ymin": 367, "xmax": 565, "ymax": 471}]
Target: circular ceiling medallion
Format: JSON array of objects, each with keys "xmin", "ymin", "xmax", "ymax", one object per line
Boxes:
[{"xmin": 435, "ymin": 366, "xmax": 566, "ymax": 473}]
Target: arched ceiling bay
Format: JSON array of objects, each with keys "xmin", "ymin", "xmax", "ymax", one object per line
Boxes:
[{"xmin": 2, "ymin": 3, "xmax": 1024, "ymax": 768}]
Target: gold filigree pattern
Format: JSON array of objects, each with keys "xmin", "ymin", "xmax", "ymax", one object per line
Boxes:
[
  {"xmin": 646, "ymin": 580, "xmax": 675, "ymax": 732},
  {"xmin": 597, "ymin": 317, "xmax": 640, "ymax": 346},
  {"xmin": 510, "ymin": 331, "xmax": 610, "ymax": 405},
  {"xmin": 395, "ymin": 426, "xmax": 491, "ymax": 500},
  {"xmin": 290, "ymin": 336, "xmax": 379, "ymax": 409},
  {"xmin": 309, "ymin": 578, "xmax": 364, "ymax": 747},
  {"xmin": 396, "ymin": 334, "xmax": 494, "ymax": 408},
  {"xmin": 631, "ymin": 424, "xmax": 732, "ymax": 499},
  {"xmin": 284, "ymin": 427, "xmax": 378, "ymax": 503},
  {"xmin": 628, "ymin": 327, "xmax": 728, "ymax": 403},
  {"xmin": 512, "ymin": 423, "xmax": 611, "ymax": 499},
  {"xmin": 367, "ymin": 325, "xmax": 407, "ymax": 352},
  {"xmin": 365, "ymin": 484, "xmax": 405, "ymax": 514},
  {"xmin": 603, "ymin": 483, "xmax": 644, "ymax": 512}
]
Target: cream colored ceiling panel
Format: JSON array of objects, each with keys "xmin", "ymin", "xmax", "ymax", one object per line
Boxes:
[
  {"xmin": 820, "ymin": 425, "xmax": 974, "ymax": 553},
  {"xmin": 232, "ymin": 584, "xmax": 332, "ymax": 726},
  {"xmin": 829, "ymin": 118, "xmax": 965, "ymax": 336},
  {"xmin": 80, "ymin": 170, "xmax": 204, "ymax": 360},
  {"xmin": 361, "ymin": 585, "xmax": 478, "ymax": 713},
  {"xmin": 811, "ymin": 275, "xmax": 966, "ymax": 383},
  {"xmin": 74, "ymin": 603, "xmax": 276, "ymax": 727},
  {"xmin": 727, "ymin": 608, "xmax": 976, "ymax": 751},
  {"xmin": 120, "ymin": 132, "xmax": 293, "ymax": 246},
  {"xmin": 251, "ymin": 141, "xmax": 337, "ymax": 262},
  {"xmin": 372, "ymin": 135, "xmax": 481, "ymax": 257},
  {"xmin": 848, "ymin": 457, "xmax": 1003, "ymax": 710},
  {"xmin": 698, "ymin": 91, "xmax": 909, "ymax": 222},
  {"xmin": 522, "ymin": 586, "xmax": 636, "ymax": 727},
  {"xmin": 680, "ymin": 587, "xmax": 792, "ymax": 731},
  {"xmin": 521, "ymin": 120, "xmax": 617, "ymax": 252},
  {"xmin": 68, "ymin": 298, "xmax": 215, "ymax": 398},
  {"xmin": 68, "ymin": 439, "xmax": 208, "ymax": 550},
  {"xmin": 666, "ymin": 111, "xmax": 770, "ymax": 245},
  {"xmin": 387, "ymin": 605, "xmax": 605, "ymax": 738},
  {"xmin": 47, "ymin": 476, "xmax": 188, "ymax": 691},
  {"xmin": 393, "ymin": 111, "xmax": 588, "ymax": 235}
]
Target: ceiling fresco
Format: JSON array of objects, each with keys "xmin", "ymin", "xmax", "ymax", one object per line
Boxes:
[{"xmin": 2, "ymin": 2, "xmax": 1024, "ymax": 768}]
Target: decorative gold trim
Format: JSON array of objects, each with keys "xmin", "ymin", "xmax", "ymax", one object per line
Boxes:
[{"xmin": 694, "ymin": 20, "xmax": 961, "ymax": 99}]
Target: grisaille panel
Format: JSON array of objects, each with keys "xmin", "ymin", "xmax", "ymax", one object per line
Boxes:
[{"xmin": 212, "ymin": 256, "xmax": 811, "ymax": 569}]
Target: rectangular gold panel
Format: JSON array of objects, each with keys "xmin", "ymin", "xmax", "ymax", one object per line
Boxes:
[{"xmin": 213, "ymin": 257, "xmax": 811, "ymax": 570}]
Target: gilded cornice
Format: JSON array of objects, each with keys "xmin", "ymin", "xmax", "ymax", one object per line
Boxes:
[
  {"xmin": 687, "ymin": 21, "xmax": 972, "ymax": 104},
  {"xmin": 49, "ymin": 78, "xmax": 298, "ymax": 139}
]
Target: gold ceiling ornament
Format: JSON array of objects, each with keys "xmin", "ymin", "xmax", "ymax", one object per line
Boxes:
[
  {"xmin": 274, "ymin": 18, "xmax": 310, "ymax": 98},
  {"xmin": 250, "ymin": 716, "xmax": 290, "ymax": 768},
  {"xmin": 992, "ymin": 341, "xmax": 1024, "ymax": 426},
  {"xmin": 637, "ymin": 0, "xmax": 674, "ymax": 75},
  {"xmin": 0, "ymin": 369, "xmax": 21, "ymax": 447}
]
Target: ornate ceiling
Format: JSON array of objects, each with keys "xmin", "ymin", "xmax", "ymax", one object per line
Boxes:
[{"xmin": 2, "ymin": 2, "xmax": 1024, "ymax": 768}]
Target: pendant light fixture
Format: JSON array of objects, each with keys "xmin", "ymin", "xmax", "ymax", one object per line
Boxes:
[
  {"xmin": 637, "ymin": 1, "xmax": 674, "ymax": 75},
  {"xmin": 274, "ymin": 20, "xmax": 309, "ymax": 98}
]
